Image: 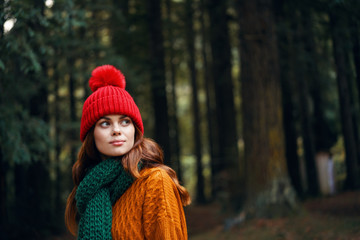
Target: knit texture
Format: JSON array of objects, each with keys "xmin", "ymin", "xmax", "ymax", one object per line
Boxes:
[
  {"xmin": 111, "ymin": 167, "xmax": 188, "ymax": 240},
  {"xmin": 80, "ymin": 65, "xmax": 143, "ymax": 141},
  {"xmin": 75, "ymin": 158, "xmax": 134, "ymax": 240}
]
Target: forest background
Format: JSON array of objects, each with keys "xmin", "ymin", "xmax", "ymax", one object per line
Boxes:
[{"xmin": 1, "ymin": 0, "xmax": 360, "ymax": 239}]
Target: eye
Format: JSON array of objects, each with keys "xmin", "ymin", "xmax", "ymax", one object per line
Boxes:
[
  {"xmin": 120, "ymin": 118, "xmax": 132, "ymax": 126},
  {"xmin": 99, "ymin": 121, "xmax": 110, "ymax": 127}
]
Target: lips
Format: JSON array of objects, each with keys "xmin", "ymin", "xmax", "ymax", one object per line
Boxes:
[{"xmin": 110, "ymin": 140, "xmax": 125, "ymax": 146}]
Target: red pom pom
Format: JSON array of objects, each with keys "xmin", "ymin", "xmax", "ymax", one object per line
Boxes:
[{"xmin": 89, "ymin": 65, "xmax": 126, "ymax": 92}]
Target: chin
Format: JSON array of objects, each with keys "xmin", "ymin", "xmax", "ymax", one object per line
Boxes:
[
  {"xmin": 110, "ymin": 151, "xmax": 129, "ymax": 157},
  {"xmin": 100, "ymin": 148, "xmax": 131, "ymax": 158}
]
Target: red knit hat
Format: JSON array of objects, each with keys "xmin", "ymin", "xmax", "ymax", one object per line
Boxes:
[{"xmin": 80, "ymin": 65, "xmax": 144, "ymax": 142}]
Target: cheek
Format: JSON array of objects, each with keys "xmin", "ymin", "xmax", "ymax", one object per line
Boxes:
[
  {"xmin": 94, "ymin": 127, "xmax": 107, "ymax": 146},
  {"xmin": 128, "ymin": 128, "xmax": 135, "ymax": 144}
]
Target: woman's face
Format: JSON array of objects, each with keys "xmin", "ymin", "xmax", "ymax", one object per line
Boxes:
[{"xmin": 94, "ymin": 114, "xmax": 135, "ymax": 158}]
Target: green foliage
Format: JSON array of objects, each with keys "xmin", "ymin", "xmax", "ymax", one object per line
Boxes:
[
  {"xmin": 2, "ymin": 2, "xmax": 50, "ymax": 72},
  {"xmin": 0, "ymin": 108, "xmax": 31, "ymax": 164},
  {"xmin": 0, "ymin": 1, "xmax": 53, "ymax": 165},
  {"xmin": 0, "ymin": 107, "xmax": 50, "ymax": 164}
]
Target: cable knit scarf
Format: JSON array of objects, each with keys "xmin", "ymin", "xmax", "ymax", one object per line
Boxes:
[{"xmin": 75, "ymin": 158, "xmax": 134, "ymax": 240}]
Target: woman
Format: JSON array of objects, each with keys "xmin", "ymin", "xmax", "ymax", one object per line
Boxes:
[{"xmin": 65, "ymin": 65, "xmax": 191, "ymax": 240}]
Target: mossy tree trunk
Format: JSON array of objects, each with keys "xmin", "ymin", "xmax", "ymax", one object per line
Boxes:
[{"xmin": 238, "ymin": 0, "xmax": 297, "ymax": 216}]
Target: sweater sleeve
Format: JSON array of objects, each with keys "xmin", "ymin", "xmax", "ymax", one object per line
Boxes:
[{"xmin": 142, "ymin": 169, "xmax": 188, "ymax": 240}]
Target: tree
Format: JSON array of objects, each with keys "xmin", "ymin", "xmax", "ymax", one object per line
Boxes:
[
  {"xmin": 329, "ymin": 3, "xmax": 360, "ymax": 189},
  {"xmin": 199, "ymin": 0, "xmax": 219, "ymax": 201},
  {"xmin": 146, "ymin": 0, "xmax": 172, "ymax": 166},
  {"xmin": 353, "ymin": 21, "xmax": 360, "ymax": 110},
  {"xmin": 66, "ymin": 0, "xmax": 78, "ymax": 164},
  {"xmin": 164, "ymin": 0, "xmax": 182, "ymax": 180},
  {"xmin": 207, "ymin": 0, "xmax": 242, "ymax": 209},
  {"xmin": 199, "ymin": 0, "xmax": 220, "ymax": 202},
  {"xmin": 238, "ymin": 0, "xmax": 297, "ymax": 216},
  {"xmin": 291, "ymin": 7, "xmax": 319, "ymax": 196},
  {"xmin": 184, "ymin": 0, "xmax": 206, "ymax": 203},
  {"xmin": 275, "ymin": 0, "xmax": 303, "ymax": 196},
  {"xmin": 0, "ymin": 0, "xmax": 53, "ymax": 236}
]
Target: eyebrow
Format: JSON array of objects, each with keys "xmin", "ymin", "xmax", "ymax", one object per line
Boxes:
[{"xmin": 99, "ymin": 115, "xmax": 127, "ymax": 120}]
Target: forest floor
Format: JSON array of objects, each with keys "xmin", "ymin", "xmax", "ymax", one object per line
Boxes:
[
  {"xmin": 185, "ymin": 191, "xmax": 360, "ymax": 240},
  {"xmin": 49, "ymin": 191, "xmax": 360, "ymax": 240}
]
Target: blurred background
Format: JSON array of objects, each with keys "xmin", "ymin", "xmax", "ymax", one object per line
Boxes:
[{"xmin": 1, "ymin": 0, "xmax": 360, "ymax": 239}]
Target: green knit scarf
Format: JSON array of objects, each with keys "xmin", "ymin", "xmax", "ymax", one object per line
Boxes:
[{"xmin": 75, "ymin": 158, "xmax": 134, "ymax": 240}]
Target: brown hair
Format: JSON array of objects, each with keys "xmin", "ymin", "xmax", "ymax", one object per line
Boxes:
[{"xmin": 65, "ymin": 126, "xmax": 191, "ymax": 236}]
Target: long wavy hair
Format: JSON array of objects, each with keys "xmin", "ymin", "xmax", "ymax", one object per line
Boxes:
[{"xmin": 64, "ymin": 125, "xmax": 191, "ymax": 236}]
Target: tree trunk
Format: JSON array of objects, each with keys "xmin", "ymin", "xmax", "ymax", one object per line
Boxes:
[
  {"xmin": 69, "ymin": 73, "xmax": 77, "ymax": 163},
  {"xmin": 27, "ymin": 78, "xmax": 52, "ymax": 232},
  {"xmin": 0, "ymin": 20, "xmax": 8, "ymax": 223},
  {"xmin": 67, "ymin": 11, "xmax": 78, "ymax": 164},
  {"xmin": 238, "ymin": 0, "xmax": 297, "ymax": 216},
  {"xmin": 146, "ymin": 0, "xmax": 172, "ymax": 166},
  {"xmin": 22, "ymin": 2, "xmax": 52, "ymax": 232},
  {"xmin": 329, "ymin": 6, "xmax": 360, "ymax": 189},
  {"xmin": 165, "ymin": 0, "xmax": 182, "ymax": 181},
  {"xmin": 300, "ymin": 9, "xmax": 337, "ymax": 154},
  {"xmin": 111, "ymin": 0, "xmax": 130, "ymax": 58},
  {"xmin": 14, "ymin": 163, "xmax": 27, "ymax": 224},
  {"xmin": 291, "ymin": 11, "xmax": 319, "ymax": 196},
  {"xmin": 54, "ymin": 62, "xmax": 62, "ymax": 214},
  {"xmin": 350, "ymin": 20, "xmax": 360, "ymax": 168},
  {"xmin": 207, "ymin": 0, "xmax": 242, "ymax": 210},
  {"xmin": 352, "ymin": 21, "xmax": 360, "ymax": 111},
  {"xmin": 275, "ymin": 4, "xmax": 303, "ymax": 196},
  {"xmin": 281, "ymin": 72, "xmax": 304, "ymax": 197},
  {"xmin": 185, "ymin": 0, "xmax": 206, "ymax": 204},
  {"xmin": 200, "ymin": 0, "xmax": 219, "ymax": 201},
  {"xmin": 0, "ymin": 146, "xmax": 7, "ymax": 230}
]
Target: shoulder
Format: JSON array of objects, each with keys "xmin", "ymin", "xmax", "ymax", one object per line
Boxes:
[
  {"xmin": 139, "ymin": 167, "xmax": 173, "ymax": 185},
  {"xmin": 138, "ymin": 167, "xmax": 179, "ymax": 196}
]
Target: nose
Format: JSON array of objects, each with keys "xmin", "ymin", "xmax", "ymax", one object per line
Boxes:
[
  {"xmin": 112, "ymin": 124, "xmax": 121, "ymax": 136},
  {"xmin": 112, "ymin": 130, "xmax": 121, "ymax": 136}
]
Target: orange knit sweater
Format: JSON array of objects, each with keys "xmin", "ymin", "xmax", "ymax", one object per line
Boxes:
[{"xmin": 111, "ymin": 167, "xmax": 188, "ymax": 239}]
